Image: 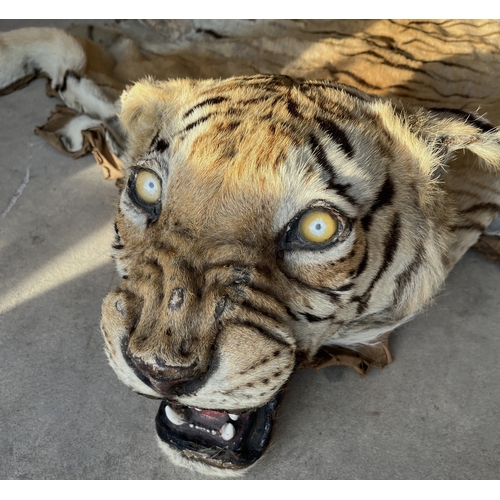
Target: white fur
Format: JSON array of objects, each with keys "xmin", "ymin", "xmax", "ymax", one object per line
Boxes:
[
  {"xmin": 59, "ymin": 74, "xmax": 120, "ymax": 120},
  {"xmin": 59, "ymin": 115, "xmax": 103, "ymax": 152},
  {"xmin": 0, "ymin": 27, "xmax": 85, "ymax": 89}
]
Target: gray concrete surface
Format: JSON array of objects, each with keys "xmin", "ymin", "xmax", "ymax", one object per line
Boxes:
[{"xmin": 1, "ymin": 20, "xmax": 499, "ymax": 480}]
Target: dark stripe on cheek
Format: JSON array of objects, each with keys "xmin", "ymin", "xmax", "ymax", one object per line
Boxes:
[
  {"xmin": 361, "ymin": 175, "xmax": 395, "ymax": 231},
  {"xmin": 233, "ymin": 321, "xmax": 293, "ymax": 348},
  {"xmin": 285, "ymin": 306, "xmax": 302, "ymax": 322},
  {"xmin": 316, "ymin": 117, "xmax": 354, "ymax": 158},
  {"xmin": 372, "ymin": 214, "xmax": 401, "ymax": 287},
  {"xmin": 458, "ymin": 202, "xmax": 500, "ymax": 214},
  {"xmin": 392, "ymin": 243, "xmax": 425, "ymax": 304},
  {"xmin": 301, "ymin": 311, "xmax": 336, "ymax": 323},
  {"xmin": 449, "ymin": 222, "xmax": 487, "ymax": 232},
  {"xmin": 355, "ymin": 245, "xmax": 368, "ymax": 277},
  {"xmin": 353, "ymin": 214, "xmax": 401, "ymax": 315}
]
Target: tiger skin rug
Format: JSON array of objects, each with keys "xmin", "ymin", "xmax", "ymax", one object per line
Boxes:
[{"xmin": 1, "ymin": 20, "xmax": 499, "ymax": 477}]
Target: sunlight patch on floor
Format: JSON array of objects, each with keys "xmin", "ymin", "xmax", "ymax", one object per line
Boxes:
[{"xmin": 0, "ymin": 222, "xmax": 115, "ymax": 315}]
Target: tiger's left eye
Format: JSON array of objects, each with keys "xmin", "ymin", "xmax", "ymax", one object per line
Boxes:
[
  {"xmin": 134, "ymin": 169, "xmax": 162, "ymax": 205},
  {"xmin": 299, "ymin": 210, "xmax": 338, "ymax": 244}
]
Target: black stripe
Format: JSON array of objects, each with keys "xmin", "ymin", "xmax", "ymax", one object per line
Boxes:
[
  {"xmin": 392, "ymin": 243, "xmax": 425, "ymax": 304},
  {"xmin": 195, "ymin": 28, "xmax": 226, "ymax": 39},
  {"xmin": 450, "ymin": 222, "xmax": 487, "ymax": 232},
  {"xmin": 233, "ymin": 321, "xmax": 292, "ymax": 347},
  {"xmin": 181, "ymin": 114, "xmax": 213, "ymax": 134},
  {"xmin": 324, "ymin": 67, "xmax": 382, "ymax": 91},
  {"xmin": 352, "ymin": 246, "xmax": 369, "ymax": 278},
  {"xmin": 458, "ymin": 202, "xmax": 500, "ymax": 214},
  {"xmin": 300, "ymin": 311, "xmax": 337, "ymax": 323},
  {"xmin": 316, "ymin": 117, "xmax": 354, "ymax": 158},
  {"xmin": 287, "ymin": 98, "xmax": 301, "ymax": 118},
  {"xmin": 56, "ymin": 70, "xmax": 81, "ymax": 93},
  {"xmin": 299, "ymin": 81, "xmax": 372, "ymax": 102},
  {"xmin": 335, "ymin": 283, "xmax": 354, "ymax": 292},
  {"xmin": 237, "ymin": 95, "xmax": 274, "ymax": 106},
  {"xmin": 155, "ymin": 139, "xmax": 169, "ymax": 153},
  {"xmin": 285, "ymin": 306, "xmax": 302, "ymax": 322},
  {"xmin": 278, "ymin": 272, "xmax": 346, "ymax": 302},
  {"xmin": 183, "ymin": 96, "xmax": 227, "ymax": 119},
  {"xmin": 241, "ymin": 300, "xmax": 286, "ymax": 324},
  {"xmin": 309, "ymin": 134, "xmax": 358, "ymax": 206},
  {"xmin": 361, "ymin": 176, "xmax": 395, "ymax": 231},
  {"xmin": 353, "ymin": 214, "xmax": 401, "ymax": 314},
  {"xmin": 235, "ymin": 75, "xmax": 278, "ymax": 83},
  {"xmin": 347, "ymin": 49, "xmax": 430, "ymax": 78},
  {"xmin": 429, "ymin": 108, "xmax": 495, "ymax": 133}
]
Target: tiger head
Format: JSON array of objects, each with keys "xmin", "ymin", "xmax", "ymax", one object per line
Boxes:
[{"xmin": 100, "ymin": 75, "xmax": 500, "ymax": 476}]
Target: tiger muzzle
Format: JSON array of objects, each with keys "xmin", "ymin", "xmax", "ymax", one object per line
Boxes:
[{"xmin": 124, "ymin": 350, "xmax": 208, "ymax": 397}]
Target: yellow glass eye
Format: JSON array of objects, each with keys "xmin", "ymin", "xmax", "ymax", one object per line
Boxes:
[
  {"xmin": 135, "ymin": 170, "xmax": 162, "ymax": 204},
  {"xmin": 299, "ymin": 210, "xmax": 338, "ymax": 244}
]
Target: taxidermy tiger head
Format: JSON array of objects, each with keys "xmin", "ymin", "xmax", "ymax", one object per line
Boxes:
[{"xmin": 100, "ymin": 75, "xmax": 500, "ymax": 476}]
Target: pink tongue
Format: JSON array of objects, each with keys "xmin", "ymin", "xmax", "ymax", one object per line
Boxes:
[{"xmin": 198, "ymin": 409, "xmax": 228, "ymax": 419}]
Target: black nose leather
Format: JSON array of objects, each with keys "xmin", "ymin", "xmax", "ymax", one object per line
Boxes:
[{"xmin": 125, "ymin": 350, "xmax": 206, "ymax": 397}]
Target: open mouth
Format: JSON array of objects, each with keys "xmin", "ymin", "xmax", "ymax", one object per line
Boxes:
[{"xmin": 155, "ymin": 391, "xmax": 283, "ymax": 470}]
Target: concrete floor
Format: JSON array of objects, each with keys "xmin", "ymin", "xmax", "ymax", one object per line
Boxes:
[{"xmin": 1, "ymin": 20, "xmax": 499, "ymax": 480}]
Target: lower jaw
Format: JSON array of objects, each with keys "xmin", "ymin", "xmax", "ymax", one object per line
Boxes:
[{"xmin": 155, "ymin": 391, "xmax": 284, "ymax": 471}]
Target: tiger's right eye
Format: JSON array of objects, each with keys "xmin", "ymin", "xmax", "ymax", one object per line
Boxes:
[{"xmin": 134, "ymin": 169, "xmax": 162, "ymax": 204}]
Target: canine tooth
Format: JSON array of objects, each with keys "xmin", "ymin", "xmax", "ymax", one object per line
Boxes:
[
  {"xmin": 189, "ymin": 424, "xmax": 194, "ymax": 428},
  {"xmin": 165, "ymin": 406, "xmax": 185, "ymax": 426},
  {"xmin": 211, "ymin": 430, "xmax": 216, "ymax": 435},
  {"xmin": 228, "ymin": 414, "xmax": 239, "ymax": 421},
  {"xmin": 220, "ymin": 422, "xmax": 235, "ymax": 441}
]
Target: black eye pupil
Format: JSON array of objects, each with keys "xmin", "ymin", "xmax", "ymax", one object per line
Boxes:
[
  {"xmin": 315, "ymin": 223, "xmax": 322, "ymax": 230},
  {"xmin": 148, "ymin": 181, "xmax": 155, "ymax": 189}
]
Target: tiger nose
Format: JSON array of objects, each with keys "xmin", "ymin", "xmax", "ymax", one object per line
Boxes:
[{"xmin": 126, "ymin": 351, "xmax": 207, "ymax": 396}]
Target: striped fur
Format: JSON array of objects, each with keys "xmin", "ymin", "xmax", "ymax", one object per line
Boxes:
[
  {"xmin": 2, "ymin": 23, "xmax": 499, "ymax": 476},
  {"xmin": 100, "ymin": 75, "xmax": 500, "ymax": 475}
]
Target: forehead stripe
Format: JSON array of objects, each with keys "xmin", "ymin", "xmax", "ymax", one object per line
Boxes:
[
  {"xmin": 180, "ymin": 113, "xmax": 213, "ymax": 135},
  {"xmin": 361, "ymin": 175, "xmax": 395, "ymax": 231},
  {"xmin": 308, "ymin": 134, "xmax": 358, "ymax": 206},
  {"xmin": 315, "ymin": 116, "xmax": 354, "ymax": 159},
  {"xmin": 183, "ymin": 96, "xmax": 228, "ymax": 119}
]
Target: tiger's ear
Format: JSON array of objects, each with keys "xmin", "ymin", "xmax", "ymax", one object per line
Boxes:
[
  {"xmin": 119, "ymin": 77, "xmax": 195, "ymax": 162},
  {"xmin": 415, "ymin": 107, "xmax": 500, "ymax": 170},
  {"xmin": 119, "ymin": 77, "xmax": 169, "ymax": 158}
]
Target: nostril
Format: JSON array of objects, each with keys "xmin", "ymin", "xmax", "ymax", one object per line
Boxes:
[{"xmin": 168, "ymin": 287, "xmax": 186, "ymax": 311}]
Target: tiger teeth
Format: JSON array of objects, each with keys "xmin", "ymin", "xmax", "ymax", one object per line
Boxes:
[
  {"xmin": 220, "ymin": 422, "xmax": 235, "ymax": 441},
  {"xmin": 165, "ymin": 406, "xmax": 185, "ymax": 426},
  {"xmin": 228, "ymin": 414, "xmax": 239, "ymax": 421}
]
